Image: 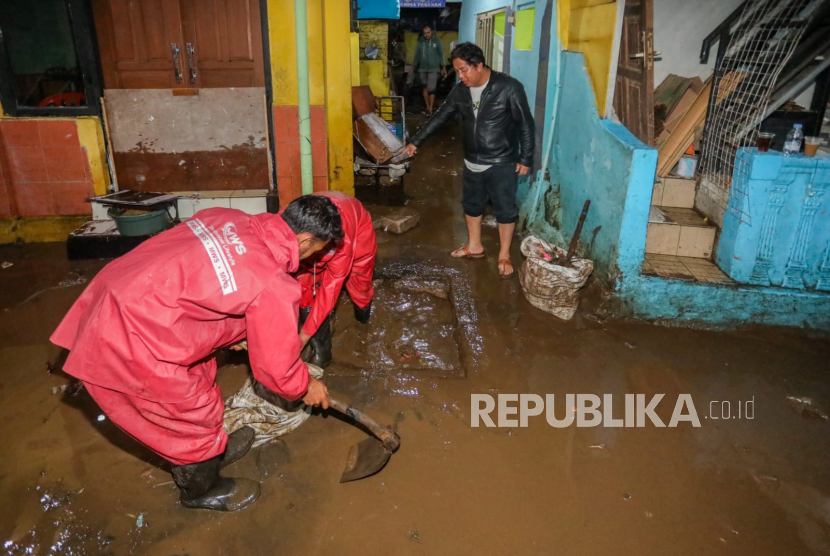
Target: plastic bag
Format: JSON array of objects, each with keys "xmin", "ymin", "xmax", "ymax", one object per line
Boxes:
[
  {"xmin": 518, "ymin": 236, "xmax": 594, "ymax": 320},
  {"xmin": 223, "ymin": 364, "xmax": 324, "ymax": 447}
]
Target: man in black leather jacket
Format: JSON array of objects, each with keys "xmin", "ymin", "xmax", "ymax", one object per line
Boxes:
[{"xmin": 403, "ymin": 42, "xmax": 534, "ymax": 278}]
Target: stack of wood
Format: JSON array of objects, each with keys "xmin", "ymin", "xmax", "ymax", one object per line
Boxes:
[{"xmin": 654, "ymin": 74, "xmax": 710, "ymax": 177}]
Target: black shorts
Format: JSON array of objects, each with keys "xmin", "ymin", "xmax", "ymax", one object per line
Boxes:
[{"xmin": 462, "ymin": 163, "xmax": 519, "ymax": 224}]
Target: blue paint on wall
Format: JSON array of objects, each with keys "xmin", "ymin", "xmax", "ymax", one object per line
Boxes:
[
  {"xmin": 534, "ymin": 51, "xmax": 830, "ymax": 330},
  {"xmin": 529, "ymin": 51, "xmax": 655, "ymax": 283},
  {"xmin": 716, "ymin": 149, "xmax": 830, "ymax": 290},
  {"xmin": 458, "ymin": 0, "xmax": 830, "ymax": 330},
  {"xmin": 357, "ymin": 0, "xmax": 400, "ymax": 20},
  {"xmin": 458, "ymin": 0, "xmax": 544, "ymax": 103}
]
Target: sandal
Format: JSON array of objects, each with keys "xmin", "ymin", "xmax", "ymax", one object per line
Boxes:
[
  {"xmin": 498, "ymin": 259, "xmax": 515, "ymax": 279},
  {"xmin": 451, "ymin": 245, "xmax": 486, "ymax": 259}
]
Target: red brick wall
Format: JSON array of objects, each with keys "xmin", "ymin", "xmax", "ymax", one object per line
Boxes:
[
  {"xmin": 273, "ymin": 105, "xmax": 328, "ymax": 207},
  {"xmin": 0, "ymin": 120, "xmax": 94, "ymax": 218}
]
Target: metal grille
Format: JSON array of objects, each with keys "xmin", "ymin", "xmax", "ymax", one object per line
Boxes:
[{"xmin": 698, "ymin": 0, "xmax": 821, "ymax": 223}]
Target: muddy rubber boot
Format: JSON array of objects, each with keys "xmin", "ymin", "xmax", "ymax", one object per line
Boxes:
[
  {"xmin": 172, "ymin": 455, "xmax": 260, "ymax": 512},
  {"xmin": 353, "ymin": 300, "xmax": 372, "ymax": 324},
  {"xmin": 219, "ymin": 426, "xmax": 255, "ymax": 469},
  {"xmin": 308, "ymin": 314, "xmax": 333, "ymax": 369}
]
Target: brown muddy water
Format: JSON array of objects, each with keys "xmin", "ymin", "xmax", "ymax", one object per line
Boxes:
[{"xmin": 3, "ymin": 121, "xmax": 830, "ymax": 555}]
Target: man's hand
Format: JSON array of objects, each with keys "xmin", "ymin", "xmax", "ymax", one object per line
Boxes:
[
  {"xmin": 403, "ymin": 143, "xmax": 418, "ymax": 157},
  {"xmin": 302, "ymin": 376, "xmax": 329, "ymax": 409},
  {"xmin": 516, "ymin": 163, "xmax": 530, "ymax": 176},
  {"xmin": 441, "ymin": 67, "xmax": 447, "ymax": 78},
  {"xmin": 408, "ymin": 66, "xmax": 415, "ymax": 75},
  {"xmin": 300, "ymin": 331, "xmax": 312, "ymax": 349}
]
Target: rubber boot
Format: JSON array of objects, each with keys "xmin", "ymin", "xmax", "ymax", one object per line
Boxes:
[
  {"xmin": 308, "ymin": 314, "xmax": 333, "ymax": 369},
  {"xmin": 353, "ymin": 300, "xmax": 372, "ymax": 324},
  {"xmin": 219, "ymin": 426, "xmax": 255, "ymax": 469},
  {"xmin": 172, "ymin": 455, "xmax": 260, "ymax": 512}
]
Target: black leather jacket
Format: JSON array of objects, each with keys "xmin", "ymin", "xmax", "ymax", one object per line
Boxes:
[{"xmin": 410, "ymin": 71, "xmax": 535, "ymax": 167}]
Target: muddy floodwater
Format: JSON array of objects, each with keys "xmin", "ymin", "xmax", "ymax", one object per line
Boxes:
[{"xmin": 3, "ymin": 118, "xmax": 830, "ymax": 555}]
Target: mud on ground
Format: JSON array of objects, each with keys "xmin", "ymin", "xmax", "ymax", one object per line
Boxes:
[{"xmin": 2, "ymin": 120, "xmax": 830, "ymax": 555}]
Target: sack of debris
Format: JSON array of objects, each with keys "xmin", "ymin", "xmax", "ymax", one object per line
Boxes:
[
  {"xmin": 223, "ymin": 364, "xmax": 324, "ymax": 447},
  {"xmin": 518, "ymin": 236, "xmax": 594, "ymax": 321}
]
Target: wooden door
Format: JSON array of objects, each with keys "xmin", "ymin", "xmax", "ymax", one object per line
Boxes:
[
  {"xmin": 92, "ymin": 0, "xmax": 186, "ymax": 89},
  {"xmin": 92, "ymin": 0, "xmax": 270, "ymax": 192},
  {"xmin": 613, "ymin": 0, "xmax": 655, "ymax": 145},
  {"xmin": 179, "ymin": 0, "xmax": 266, "ymax": 88}
]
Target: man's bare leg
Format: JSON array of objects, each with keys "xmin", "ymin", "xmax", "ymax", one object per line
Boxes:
[
  {"xmin": 451, "ymin": 215, "xmax": 484, "ymax": 257},
  {"xmin": 497, "ymin": 222, "xmax": 516, "ymax": 276},
  {"xmin": 422, "ymin": 87, "xmax": 430, "ymax": 113},
  {"xmin": 428, "ymin": 93, "xmax": 436, "ymax": 113}
]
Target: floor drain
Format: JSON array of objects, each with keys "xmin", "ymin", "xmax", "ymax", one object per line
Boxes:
[{"xmin": 328, "ymin": 275, "xmax": 469, "ymax": 379}]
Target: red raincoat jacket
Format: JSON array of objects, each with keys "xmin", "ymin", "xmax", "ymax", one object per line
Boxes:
[
  {"xmin": 50, "ymin": 208, "xmax": 309, "ymax": 464},
  {"xmin": 296, "ymin": 192, "xmax": 376, "ymax": 336}
]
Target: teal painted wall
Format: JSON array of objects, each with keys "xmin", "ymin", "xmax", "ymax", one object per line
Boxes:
[
  {"xmin": 458, "ymin": 0, "xmax": 544, "ymax": 110},
  {"xmin": 523, "ymin": 51, "xmax": 655, "ymax": 284},
  {"xmin": 459, "ymin": 0, "xmax": 830, "ymax": 330},
  {"xmin": 716, "ymin": 149, "xmax": 830, "ymax": 290}
]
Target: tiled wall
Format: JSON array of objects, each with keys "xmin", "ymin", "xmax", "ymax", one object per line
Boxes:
[
  {"xmin": 0, "ymin": 120, "xmax": 94, "ymax": 218},
  {"xmin": 272, "ymin": 105, "xmax": 329, "ymax": 206}
]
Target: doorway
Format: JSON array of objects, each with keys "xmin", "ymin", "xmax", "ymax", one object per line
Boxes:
[
  {"xmin": 475, "ymin": 9, "xmax": 507, "ymax": 72},
  {"xmin": 92, "ymin": 0, "xmax": 270, "ymax": 192}
]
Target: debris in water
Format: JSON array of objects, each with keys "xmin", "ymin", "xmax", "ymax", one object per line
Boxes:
[
  {"xmin": 408, "ymin": 530, "xmax": 422, "ymax": 543},
  {"xmin": 51, "ymin": 384, "xmax": 68, "ymax": 395},
  {"xmin": 482, "ymin": 215, "xmax": 497, "ymax": 228},
  {"xmin": 135, "ymin": 513, "xmax": 145, "ymax": 528},
  {"xmin": 96, "ymin": 414, "xmax": 106, "ymax": 422},
  {"xmin": 139, "ymin": 468, "xmax": 154, "ymax": 480},
  {"xmin": 256, "ymin": 440, "xmax": 291, "ymax": 478},
  {"xmin": 786, "ymin": 396, "xmax": 829, "ymax": 421},
  {"xmin": 752, "ymin": 473, "xmax": 780, "ymax": 491},
  {"xmin": 622, "ymin": 492, "xmax": 632, "ymax": 501},
  {"xmin": 625, "ymin": 342, "xmax": 636, "ymax": 349},
  {"xmin": 449, "ymin": 171, "xmax": 458, "ymax": 176},
  {"xmin": 1, "ymin": 261, "xmax": 12, "ymax": 269},
  {"xmin": 381, "ymin": 209, "xmax": 420, "ymax": 234},
  {"xmin": 588, "ymin": 443, "xmax": 605, "ymax": 450}
]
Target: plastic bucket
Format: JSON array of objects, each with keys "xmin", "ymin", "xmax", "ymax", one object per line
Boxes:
[{"xmin": 108, "ymin": 207, "xmax": 172, "ymax": 237}]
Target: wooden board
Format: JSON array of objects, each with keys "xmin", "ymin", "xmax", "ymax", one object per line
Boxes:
[{"xmin": 656, "ymin": 79, "xmax": 711, "ymax": 177}]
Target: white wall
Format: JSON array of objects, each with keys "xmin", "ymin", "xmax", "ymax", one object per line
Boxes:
[{"xmin": 653, "ymin": 0, "xmax": 745, "ymax": 85}]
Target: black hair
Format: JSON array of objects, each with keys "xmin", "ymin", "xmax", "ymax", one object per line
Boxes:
[
  {"xmin": 422, "ymin": 24, "xmax": 432, "ymax": 31},
  {"xmin": 450, "ymin": 42, "xmax": 486, "ymax": 67},
  {"xmin": 282, "ymin": 195, "xmax": 344, "ymax": 244}
]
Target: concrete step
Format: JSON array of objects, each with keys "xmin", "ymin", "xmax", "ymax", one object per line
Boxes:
[
  {"xmin": 91, "ymin": 189, "xmax": 270, "ymax": 220},
  {"xmin": 651, "ymin": 177, "xmax": 696, "ymax": 209},
  {"xmin": 646, "ymin": 206, "xmax": 717, "ymax": 259}
]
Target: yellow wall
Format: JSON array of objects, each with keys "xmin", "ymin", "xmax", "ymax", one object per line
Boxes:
[
  {"xmin": 76, "ymin": 117, "xmax": 110, "ymax": 196},
  {"xmin": 350, "ymin": 32, "xmax": 361, "ymax": 87},
  {"xmin": 268, "ymin": 0, "xmax": 326, "ymax": 106},
  {"xmin": 267, "ymin": 0, "xmax": 354, "ymax": 193},
  {"xmin": 404, "ymin": 31, "xmax": 457, "ymax": 66},
  {"xmin": 322, "ymin": 0, "xmax": 355, "ymax": 193},
  {"xmin": 565, "ymin": 0, "xmax": 618, "ymax": 115}
]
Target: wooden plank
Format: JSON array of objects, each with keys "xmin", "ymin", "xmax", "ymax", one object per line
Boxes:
[{"xmin": 656, "ymin": 79, "xmax": 711, "ymax": 177}]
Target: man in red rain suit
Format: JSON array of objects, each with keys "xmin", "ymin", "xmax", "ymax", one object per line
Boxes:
[
  {"xmin": 294, "ymin": 192, "xmax": 377, "ymax": 367},
  {"xmin": 50, "ymin": 196, "xmax": 343, "ymax": 512}
]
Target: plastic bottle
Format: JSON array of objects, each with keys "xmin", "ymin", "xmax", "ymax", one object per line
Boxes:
[{"xmin": 783, "ymin": 123, "xmax": 804, "ymax": 156}]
